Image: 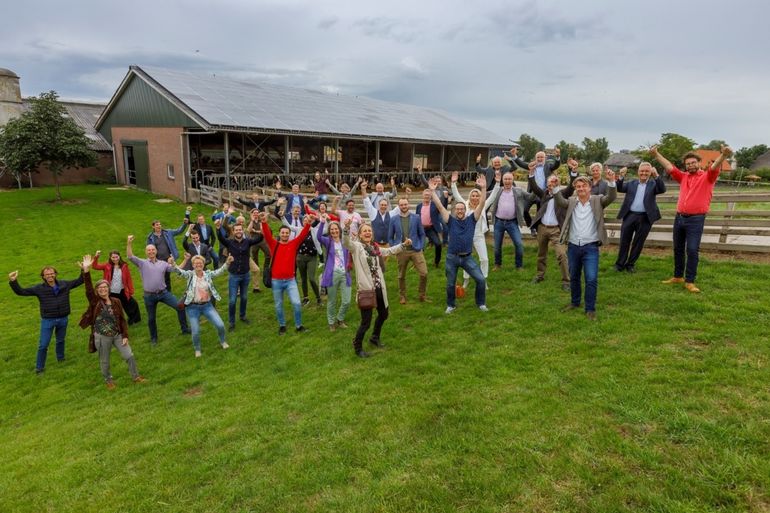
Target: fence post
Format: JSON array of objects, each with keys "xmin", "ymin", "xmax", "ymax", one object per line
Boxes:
[{"xmin": 719, "ymin": 201, "xmax": 736, "ymax": 244}]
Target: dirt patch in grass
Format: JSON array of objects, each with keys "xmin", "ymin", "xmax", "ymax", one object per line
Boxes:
[{"xmin": 183, "ymin": 386, "xmax": 203, "ymax": 397}]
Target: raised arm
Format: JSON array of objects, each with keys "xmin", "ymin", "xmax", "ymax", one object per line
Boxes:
[
  {"xmin": 709, "ymin": 144, "xmax": 733, "ymax": 177},
  {"xmin": 429, "ymin": 182, "xmax": 450, "ymax": 224},
  {"xmin": 600, "ymin": 168, "xmax": 617, "ymax": 208},
  {"xmin": 650, "ymin": 145, "xmax": 674, "ymax": 172},
  {"xmin": 449, "ymin": 171, "xmax": 465, "ymax": 203},
  {"xmin": 126, "ymin": 235, "xmax": 135, "ymax": 259}
]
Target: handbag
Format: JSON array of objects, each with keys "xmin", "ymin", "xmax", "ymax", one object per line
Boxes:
[
  {"xmin": 88, "ymin": 334, "xmax": 96, "ymax": 353},
  {"xmin": 357, "ymin": 289, "xmax": 377, "ymax": 310},
  {"xmin": 263, "ymin": 243, "xmax": 278, "ymax": 289}
]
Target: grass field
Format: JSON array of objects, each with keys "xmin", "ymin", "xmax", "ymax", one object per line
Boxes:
[{"xmin": 1, "ymin": 185, "xmax": 769, "ymax": 513}]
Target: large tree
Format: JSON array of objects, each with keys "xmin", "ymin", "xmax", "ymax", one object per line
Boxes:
[
  {"xmin": 699, "ymin": 139, "xmax": 728, "ymax": 151},
  {"xmin": 517, "ymin": 133, "xmax": 545, "ymax": 161},
  {"xmin": 0, "ymin": 91, "xmax": 96, "ymax": 200},
  {"xmin": 556, "ymin": 139, "xmax": 583, "ymax": 162},
  {"xmin": 581, "ymin": 137, "xmax": 610, "ymax": 164},
  {"xmin": 634, "ymin": 132, "xmax": 697, "ymax": 169},
  {"xmin": 734, "ymin": 144, "xmax": 769, "ymax": 169}
]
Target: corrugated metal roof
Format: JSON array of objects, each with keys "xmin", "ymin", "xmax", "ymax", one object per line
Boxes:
[
  {"xmin": 21, "ymin": 100, "xmax": 111, "ymax": 152},
  {"xmin": 130, "ymin": 65, "xmax": 509, "ymax": 146}
]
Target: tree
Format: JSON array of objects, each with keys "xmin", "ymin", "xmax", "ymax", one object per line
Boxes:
[
  {"xmin": 634, "ymin": 132, "xmax": 696, "ymax": 169},
  {"xmin": 517, "ymin": 133, "xmax": 545, "ymax": 161},
  {"xmin": 581, "ymin": 137, "xmax": 610, "ymax": 164},
  {"xmin": 0, "ymin": 91, "xmax": 96, "ymax": 200},
  {"xmin": 734, "ymin": 144, "xmax": 769, "ymax": 169},
  {"xmin": 699, "ymin": 139, "xmax": 728, "ymax": 151},
  {"xmin": 556, "ymin": 140, "xmax": 582, "ymax": 162}
]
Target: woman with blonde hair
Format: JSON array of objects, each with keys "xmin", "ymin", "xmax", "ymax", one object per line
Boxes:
[
  {"xmin": 170, "ymin": 253, "xmax": 233, "ymax": 358},
  {"xmin": 343, "ymin": 219, "xmax": 409, "ymax": 358}
]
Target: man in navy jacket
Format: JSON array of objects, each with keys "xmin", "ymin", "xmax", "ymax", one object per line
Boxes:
[
  {"xmin": 389, "ymin": 197, "xmax": 428, "ymax": 303},
  {"xmin": 614, "ymin": 162, "xmax": 666, "ymax": 272}
]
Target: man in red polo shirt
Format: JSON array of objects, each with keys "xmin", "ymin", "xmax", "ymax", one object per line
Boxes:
[{"xmin": 651, "ymin": 144, "xmax": 733, "ymax": 293}]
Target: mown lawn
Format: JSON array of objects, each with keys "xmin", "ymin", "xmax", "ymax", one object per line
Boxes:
[{"xmin": 1, "ymin": 185, "xmax": 769, "ymax": 513}]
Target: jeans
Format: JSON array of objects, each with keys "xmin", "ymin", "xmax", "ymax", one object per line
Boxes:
[
  {"xmin": 615, "ymin": 213, "xmax": 653, "ymax": 270},
  {"xmin": 37, "ymin": 316, "xmax": 68, "ymax": 371},
  {"xmin": 272, "ymin": 278, "xmax": 303, "ymax": 327},
  {"xmin": 94, "ymin": 332, "xmax": 138, "ymax": 382},
  {"xmin": 567, "ymin": 242, "xmax": 599, "ymax": 312},
  {"xmin": 143, "ymin": 290, "xmax": 189, "ymax": 343},
  {"xmin": 228, "ymin": 272, "xmax": 250, "ymax": 324},
  {"xmin": 186, "ymin": 302, "xmax": 226, "ymax": 351},
  {"xmin": 672, "ymin": 214, "xmax": 706, "ymax": 283},
  {"xmin": 493, "ymin": 218, "xmax": 524, "ymax": 267},
  {"xmin": 445, "ymin": 253, "xmax": 486, "ymax": 307},
  {"xmin": 326, "ymin": 268, "xmax": 351, "ymax": 325}
]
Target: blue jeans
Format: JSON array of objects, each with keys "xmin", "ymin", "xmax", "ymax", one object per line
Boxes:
[
  {"xmin": 445, "ymin": 253, "xmax": 486, "ymax": 307},
  {"xmin": 272, "ymin": 278, "xmax": 302, "ymax": 327},
  {"xmin": 567, "ymin": 242, "xmax": 599, "ymax": 312},
  {"xmin": 37, "ymin": 316, "xmax": 68, "ymax": 371},
  {"xmin": 143, "ymin": 290, "xmax": 189, "ymax": 342},
  {"xmin": 185, "ymin": 302, "xmax": 226, "ymax": 351},
  {"xmin": 493, "ymin": 218, "xmax": 524, "ymax": 267},
  {"xmin": 228, "ymin": 272, "xmax": 250, "ymax": 324},
  {"xmin": 673, "ymin": 214, "xmax": 706, "ymax": 283}
]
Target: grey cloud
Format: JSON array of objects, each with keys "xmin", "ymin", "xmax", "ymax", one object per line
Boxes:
[
  {"xmin": 317, "ymin": 16, "xmax": 339, "ymax": 29},
  {"xmin": 352, "ymin": 16, "xmax": 422, "ymax": 44}
]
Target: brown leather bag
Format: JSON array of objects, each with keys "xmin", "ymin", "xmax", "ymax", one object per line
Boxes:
[{"xmin": 357, "ymin": 289, "xmax": 377, "ymax": 310}]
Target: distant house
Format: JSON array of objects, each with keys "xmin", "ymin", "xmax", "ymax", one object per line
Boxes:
[
  {"xmin": 0, "ymin": 68, "xmax": 113, "ymax": 188},
  {"xmin": 750, "ymin": 149, "xmax": 770, "ymax": 170},
  {"xmin": 694, "ymin": 149, "xmax": 732, "ymax": 172},
  {"xmin": 604, "ymin": 151, "xmax": 641, "ymax": 170}
]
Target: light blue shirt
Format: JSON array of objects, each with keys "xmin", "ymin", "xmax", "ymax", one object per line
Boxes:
[
  {"xmin": 535, "ymin": 165, "xmax": 546, "ymax": 190},
  {"xmin": 630, "ymin": 181, "xmax": 648, "ymax": 213}
]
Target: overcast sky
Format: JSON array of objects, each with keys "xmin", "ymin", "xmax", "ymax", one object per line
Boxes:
[{"xmin": 2, "ymin": 0, "xmax": 768, "ymax": 151}]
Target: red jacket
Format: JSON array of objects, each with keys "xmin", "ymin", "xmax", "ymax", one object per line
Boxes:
[
  {"xmin": 261, "ymin": 222, "xmax": 310, "ymax": 280},
  {"xmin": 92, "ymin": 257, "xmax": 135, "ymax": 300}
]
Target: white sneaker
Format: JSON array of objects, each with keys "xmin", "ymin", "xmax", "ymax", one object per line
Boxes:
[
  {"xmin": 194, "ymin": 350, "xmax": 202, "ymax": 358},
  {"xmin": 221, "ymin": 342, "xmax": 230, "ymax": 349},
  {"xmin": 478, "ymin": 305, "xmax": 489, "ymax": 312},
  {"xmin": 445, "ymin": 306, "xmax": 456, "ymax": 314}
]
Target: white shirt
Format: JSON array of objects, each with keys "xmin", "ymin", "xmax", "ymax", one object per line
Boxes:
[
  {"xmin": 569, "ymin": 200, "xmax": 599, "ymax": 246},
  {"xmin": 110, "ymin": 266, "xmax": 123, "ymax": 294},
  {"xmin": 542, "ymin": 192, "xmax": 559, "ymax": 226}
]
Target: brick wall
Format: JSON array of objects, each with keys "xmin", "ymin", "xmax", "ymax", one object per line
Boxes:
[
  {"xmin": 112, "ymin": 126, "xmax": 186, "ymax": 199},
  {"xmin": 0, "ymin": 152, "xmax": 114, "ymax": 188}
]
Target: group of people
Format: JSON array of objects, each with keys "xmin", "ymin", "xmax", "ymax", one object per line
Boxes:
[{"xmin": 8, "ymin": 143, "xmax": 733, "ymax": 386}]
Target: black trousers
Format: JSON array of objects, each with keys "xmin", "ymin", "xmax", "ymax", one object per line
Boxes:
[
  {"xmin": 424, "ymin": 226, "xmax": 443, "ymax": 266},
  {"xmin": 615, "ymin": 212, "xmax": 653, "ymax": 269},
  {"xmin": 110, "ymin": 290, "xmax": 142, "ymax": 325},
  {"xmin": 353, "ymin": 288, "xmax": 388, "ymax": 351}
]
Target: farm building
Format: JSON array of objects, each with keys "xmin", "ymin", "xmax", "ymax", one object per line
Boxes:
[{"xmin": 95, "ymin": 65, "xmax": 510, "ymax": 202}]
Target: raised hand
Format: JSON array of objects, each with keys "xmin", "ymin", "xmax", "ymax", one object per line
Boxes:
[
  {"xmin": 258, "ymin": 212, "xmax": 268, "ymax": 223},
  {"xmin": 390, "ymin": 177, "xmax": 396, "ymax": 187},
  {"xmin": 183, "ymin": 252, "xmax": 191, "ymax": 260},
  {"xmin": 94, "ymin": 250, "xmax": 101, "ymax": 259},
  {"xmin": 8, "ymin": 270, "xmax": 18, "ymax": 281},
  {"xmin": 476, "ymin": 174, "xmax": 487, "ymax": 189},
  {"xmin": 528, "ymin": 161, "xmax": 537, "ymax": 171},
  {"xmin": 405, "ymin": 186, "xmax": 412, "ymax": 194},
  {"xmin": 495, "ymin": 168, "xmax": 502, "ymax": 182},
  {"xmin": 650, "ymin": 168, "xmax": 659, "ymax": 179},
  {"xmin": 303, "ymin": 215, "xmax": 313, "ymax": 225},
  {"xmin": 214, "ymin": 219, "xmax": 222, "ymax": 228},
  {"xmin": 427, "ymin": 180, "xmax": 437, "ymax": 191},
  {"xmin": 721, "ymin": 144, "xmax": 733, "ymax": 157},
  {"xmin": 81, "ymin": 254, "xmax": 93, "ymax": 271},
  {"xmin": 167, "ymin": 256, "xmax": 176, "ymax": 265},
  {"xmin": 361, "ymin": 180, "xmax": 368, "ymax": 190},
  {"xmin": 344, "ymin": 217, "xmax": 353, "ymax": 229},
  {"xmin": 510, "ymin": 147, "xmax": 519, "ymax": 157},
  {"xmin": 226, "ymin": 255, "xmax": 235, "ymax": 265},
  {"xmin": 475, "ymin": 153, "xmax": 482, "ymax": 164},
  {"xmin": 618, "ymin": 167, "xmax": 628, "ymax": 178},
  {"xmin": 451, "ymin": 171, "xmax": 459, "ymax": 183},
  {"xmin": 567, "ymin": 158, "xmax": 579, "ymax": 171},
  {"xmin": 127, "ymin": 235, "xmax": 135, "ymax": 243},
  {"xmin": 649, "ymin": 145, "xmax": 659, "ymax": 156},
  {"xmin": 605, "ymin": 168, "xmax": 616, "ymax": 182}
]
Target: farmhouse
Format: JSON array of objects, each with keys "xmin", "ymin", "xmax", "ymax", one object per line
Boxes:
[{"xmin": 95, "ymin": 65, "xmax": 509, "ymax": 202}]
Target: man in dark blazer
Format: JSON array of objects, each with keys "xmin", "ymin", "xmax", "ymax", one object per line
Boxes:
[
  {"xmin": 614, "ymin": 162, "xmax": 666, "ymax": 272},
  {"xmin": 192, "ymin": 213, "xmax": 218, "ymax": 266},
  {"xmin": 182, "ymin": 230, "xmax": 212, "ymax": 270}
]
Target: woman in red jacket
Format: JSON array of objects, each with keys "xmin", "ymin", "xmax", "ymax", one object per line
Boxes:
[{"xmin": 92, "ymin": 250, "xmax": 142, "ymax": 325}]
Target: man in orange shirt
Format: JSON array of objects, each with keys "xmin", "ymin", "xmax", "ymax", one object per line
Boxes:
[{"xmin": 651, "ymin": 144, "xmax": 733, "ymax": 293}]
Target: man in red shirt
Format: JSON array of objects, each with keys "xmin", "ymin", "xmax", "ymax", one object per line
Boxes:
[
  {"xmin": 260, "ymin": 212, "xmax": 312, "ymax": 334},
  {"xmin": 651, "ymin": 144, "xmax": 733, "ymax": 292}
]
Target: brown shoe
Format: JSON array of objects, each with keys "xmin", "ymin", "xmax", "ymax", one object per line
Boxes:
[
  {"xmin": 399, "ymin": 296, "xmax": 407, "ymax": 304},
  {"xmin": 133, "ymin": 376, "xmax": 146, "ymax": 384},
  {"xmin": 419, "ymin": 295, "xmax": 432, "ymax": 303},
  {"xmin": 106, "ymin": 381, "xmax": 116, "ymax": 390},
  {"xmin": 684, "ymin": 282, "xmax": 701, "ymax": 293},
  {"xmin": 586, "ymin": 311, "xmax": 597, "ymax": 321},
  {"xmin": 329, "ymin": 324, "xmax": 337, "ymax": 332},
  {"xmin": 661, "ymin": 277, "xmax": 685, "ymax": 284}
]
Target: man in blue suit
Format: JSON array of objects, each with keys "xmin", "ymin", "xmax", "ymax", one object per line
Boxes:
[
  {"xmin": 614, "ymin": 162, "xmax": 666, "ymax": 272},
  {"xmin": 389, "ymin": 197, "xmax": 428, "ymax": 304},
  {"xmin": 415, "ymin": 189, "xmax": 444, "ymax": 268}
]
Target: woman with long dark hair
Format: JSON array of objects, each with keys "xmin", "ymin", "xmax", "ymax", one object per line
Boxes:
[{"xmin": 92, "ymin": 250, "xmax": 142, "ymax": 324}]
